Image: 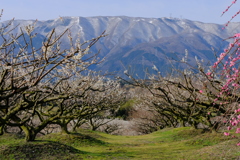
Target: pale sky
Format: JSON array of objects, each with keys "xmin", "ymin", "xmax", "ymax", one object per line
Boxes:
[{"xmin": 0, "ymin": 0, "xmax": 239, "ymax": 24}]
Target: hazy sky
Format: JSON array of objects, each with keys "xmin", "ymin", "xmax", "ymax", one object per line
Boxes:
[{"xmin": 0, "ymin": 0, "xmax": 239, "ymax": 24}]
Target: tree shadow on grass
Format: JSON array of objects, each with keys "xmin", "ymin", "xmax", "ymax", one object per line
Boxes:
[
  {"xmin": 41, "ymin": 132, "xmax": 108, "ymax": 147},
  {"xmin": 69, "ymin": 132, "xmax": 108, "ymax": 146},
  {"xmin": 0, "ymin": 140, "xmax": 87, "ymax": 160},
  {"xmin": 0, "ymin": 131, "xmax": 110, "ymax": 159}
]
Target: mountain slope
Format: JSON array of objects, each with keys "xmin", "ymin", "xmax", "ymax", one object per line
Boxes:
[{"xmin": 1, "ymin": 16, "xmax": 238, "ymax": 77}]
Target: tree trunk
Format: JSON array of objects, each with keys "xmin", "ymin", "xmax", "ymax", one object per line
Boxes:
[
  {"xmin": 180, "ymin": 121, "xmax": 186, "ymax": 127},
  {"xmin": 192, "ymin": 122, "xmax": 198, "ymax": 129},
  {"xmin": 21, "ymin": 125, "xmax": 36, "ymax": 142},
  {"xmin": 72, "ymin": 125, "xmax": 77, "ymax": 132},
  {"xmin": 210, "ymin": 121, "xmax": 219, "ymax": 133},
  {"xmin": 0, "ymin": 125, "xmax": 4, "ymax": 135},
  {"xmin": 60, "ymin": 123, "xmax": 70, "ymax": 134}
]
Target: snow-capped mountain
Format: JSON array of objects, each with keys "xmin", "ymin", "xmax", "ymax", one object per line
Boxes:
[{"xmin": 1, "ymin": 16, "xmax": 239, "ymax": 77}]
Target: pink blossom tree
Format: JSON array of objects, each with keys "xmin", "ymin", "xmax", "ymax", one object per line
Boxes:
[{"xmin": 209, "ymin": 0, "xmax": 240, "ymax": 146}]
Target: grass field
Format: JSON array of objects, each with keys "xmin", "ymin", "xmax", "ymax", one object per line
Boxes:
[{"xmin": 0, "ymin": 127, "xmax": 239, "ymax": 160}]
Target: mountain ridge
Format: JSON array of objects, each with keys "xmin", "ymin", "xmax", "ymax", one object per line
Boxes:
[{"xmin": 1, "ymin": 16, "xmax": 239, "ymax": 77}]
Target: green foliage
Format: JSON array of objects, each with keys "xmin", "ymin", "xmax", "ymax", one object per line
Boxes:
[{"xmin": 115, "ymin": 99, "xmax": 135, "ymax": 120}]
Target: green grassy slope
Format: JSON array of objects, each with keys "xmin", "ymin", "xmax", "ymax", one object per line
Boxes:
[{"xmin": 0, "ymin": 127, "xmax": 239, "ymax": 160}]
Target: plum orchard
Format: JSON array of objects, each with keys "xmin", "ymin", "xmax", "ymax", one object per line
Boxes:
[
  {"xmin": 0, "ymin": 12, "xmax": 125, "ymax": 141},
  {"xmin": 121, "ymin": 1, "xmax": 239, "ymax": 139}
]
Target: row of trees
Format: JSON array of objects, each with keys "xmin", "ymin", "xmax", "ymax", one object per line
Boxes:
[
  {"xmin": 0, "ymin": 15, "xmax": 126, "ymax": 141},
  {"xmin": 122, "ymin": 55, "xmax": 228, "ymax": 132},
  {"xmin": 122, "ymin": 0, "xmax": 240, "ymax": 138}
]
